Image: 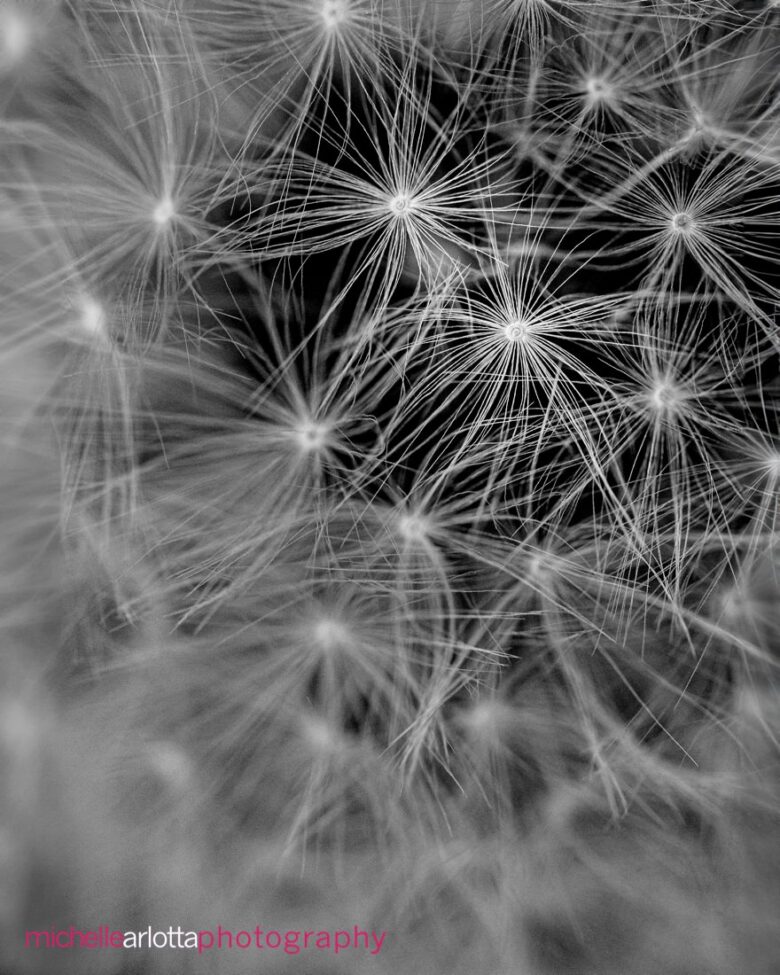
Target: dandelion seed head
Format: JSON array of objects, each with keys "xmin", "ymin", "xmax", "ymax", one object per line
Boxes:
[{"xmin": 319, "ymin": 0, "xmax": 350, "ymax": 31}]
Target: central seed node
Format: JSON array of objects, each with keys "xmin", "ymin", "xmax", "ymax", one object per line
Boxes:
[
  {"xmin": 320, "ymin": 0, "xmax": 349, "ymax": 29},
  {"xmin": 312, "ymin": 617, "xmax": 350, "ymax": 652},
  {"xmin": 650, "ymin": 381, "xmax": 680, "ymax": 412},
  {"xmin": 152, "ymin": 196, "xmax": 176, "ymax": 227},
  {"xmin": 389, "ymin": 193, "xmax": 415, "ymax": 216},
  {"xmin": 671, "ymin": 211, "xmax": 695, "ymax": 234},
  {"xmin": 584, "ymin": 75, "xmax": 615, "ymax": 109},
  {"xmin": 504, "ymin": 319, "xmax": 530, "ymax": 344},
  {"xmin": 294, "ymin": 421, "xmax": 330, "ymax": 453}
]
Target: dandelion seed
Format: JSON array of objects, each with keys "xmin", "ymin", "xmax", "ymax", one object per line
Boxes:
[
  {"xmin": 238, "ymin": 67, "xmax": 506, "ymax": 311},
  {"xmin": 580, "ymin": 146, "xmax": 780, "ymax": 325},
  {"xmin": 1, "ymin": 39, "xmax": 221, "ymax": 344},
  {"xmin": 391, "ymin": 238, "xmax": 620, "ymax": 478},
  {"xmin": 667, "ymin": 25, "xmax": 780, "ymax": 158},
  {"xmin": 518, "ymin": 8, "xmax": 675, "ymax": 159},
  {"xmin": 597, "ymin": 303, "xmax": 745, "ymax": 587}
]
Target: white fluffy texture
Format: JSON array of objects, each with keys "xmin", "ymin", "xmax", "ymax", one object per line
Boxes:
[{"xmin": 1, "ymin": 3, "xmax": 779, "ymax": 974}]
